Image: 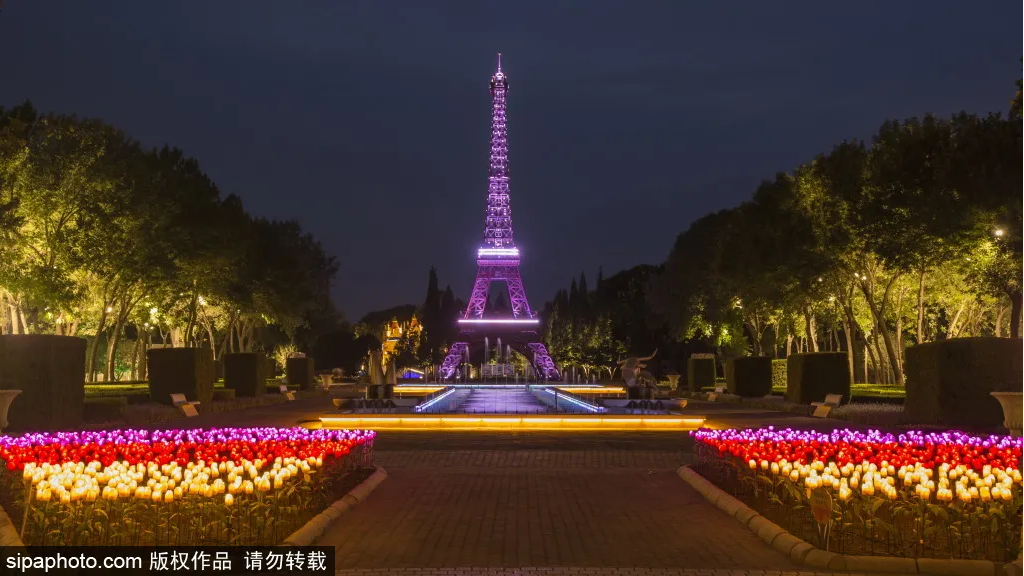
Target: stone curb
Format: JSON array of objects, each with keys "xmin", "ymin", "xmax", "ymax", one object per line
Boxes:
[
  {"xmin": 281, "ymin": 465, "xmax": 388, "ymax": 546},
  {"xmin": 0, "ymin": 500, "xmax": 26, "ymax": 547},
  {"xmin": 676, "ymin": 465, "xmax": 1005, "ymax": 576}
]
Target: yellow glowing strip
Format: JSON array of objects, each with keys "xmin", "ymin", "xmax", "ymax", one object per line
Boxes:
[
  {"xmin": 554, "ymin": 387, "xmax": 625, "ymax": 393},
  {"xmin": 319, "ymin": 415, "xmax": 705, "ymax": 431}
]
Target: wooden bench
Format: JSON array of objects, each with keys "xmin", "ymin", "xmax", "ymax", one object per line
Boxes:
[
  {"xmin": 810, "ymin": 394, "xmax": 844, "ymax": 417},
  {"xmin": 706, "ymin": 386, "xmax": 726, "ymax": 402},
  {"xmin": 279, "ymin": 385, "xmax": 296, "ymax": 401},
  {"xmin": 169, "ymin": 393, "xmax": 201, "ymax": 417}
]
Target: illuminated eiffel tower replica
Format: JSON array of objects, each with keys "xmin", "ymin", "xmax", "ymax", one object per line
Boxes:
[{"xmin": 437, "ymin": 54, "xmax": 561, "ymax": 382}]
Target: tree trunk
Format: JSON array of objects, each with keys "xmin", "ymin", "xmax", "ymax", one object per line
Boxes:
[
  {"xmin": 785, "ymin": 334, "xmax": 793, "ymax": 358},
  {"xmin": 916, "ymin": 266, "xmax": 927, "ymax": 344},
  {"xmin": 139, "ymin": 331, "xmax": 149, "ymax": 381},
  {"xmin": 842, "ymin": 300, "xmax": 856, "ymax": 382},
  {"xmin": 772, "ymin": 322, "xmax": 780, "ymax": 358},
  {"xmin": 87, "ymin": 310, "xmax": 109, "ymax": 382},
  {"xmin": 948, "ymin": 298, "xmax": 967, "ymax": 339},
  {"xmin": 206, "ymin": 324, "xmax": 218, "ymax": 360},
  {"xmin": 1009, "ymin": 291, "xmax": 1022, "ymax": 339},
  {"xmin": 995, "ymin": 304, "xmax": 1006, "ymax": 337},
  {"xmin": 864, "ymin": 333, "xmax": 880, "ymax": 384},
  {"xmin": 859, "ymin": 273, "xmax": 904, "ymax": 384},
  {"xmin": 129, "ymin": 337, "xmax": 141, "ymax": 380},
  {"xmin": 804, "ymin": 309, "xmax": 818, "ymax": 352},
  {"xmin": 105, "ymin": 314, "xmax": 127, "ymax": 382}
]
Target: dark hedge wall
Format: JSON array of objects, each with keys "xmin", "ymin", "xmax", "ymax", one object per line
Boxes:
[
  {"xmin": 0, "ymin": 335, "xmax": 86, "ymax": 432},
  {"xmin": 223, "ymin": 353, "xmax": 267, "ymax": 398},
  {"xmin": 904, "ymin": 337, "xmax": 1023, "ymax": 427},
  {"xmin": 286, "ymin": 357, "xmax": 315, "ymax": 390},
  {"xmin": 727, "ymin": 356, "xmax": 772, "ymax": 397},
  {"xmin": 687, "ymin": 357, "xmax": 716, "ymax": 393},
  {"xmin": 147, "ymin": 348, "xmax": 214, "ymax": 406},
  {"xmin": 785, "ymin": 352, "xmax": 850, "ymax": 404}
]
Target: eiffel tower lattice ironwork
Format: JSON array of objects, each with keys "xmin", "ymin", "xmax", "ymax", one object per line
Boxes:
[{"xmin": 438, "ymin": 54, "xmax": 561, "ymax": 381}]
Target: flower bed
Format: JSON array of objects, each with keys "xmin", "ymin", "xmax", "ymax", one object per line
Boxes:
[
  {"xmin": 0, "ymin": 427, "xmax": 376, "ymax": 546},
  {"xmin": 692, "ymin": 426, "xmax": 1023, "ymax": 562}
]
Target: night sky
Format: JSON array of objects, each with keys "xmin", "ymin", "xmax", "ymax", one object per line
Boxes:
[{"xmin": 0, "ymin": 2, "xmax": 1018, "ymax": 321}]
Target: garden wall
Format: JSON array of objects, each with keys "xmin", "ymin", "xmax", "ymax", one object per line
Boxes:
[
  {"xmin": 785, "ymin": 352, "xmax": 850, "ymax": 404},
  {"xmin": 0, "ymin": 334, "xmax": 86, "ymax": 432},
  {"xmin": 904, "ymin": 337, "xmax": 1023, "ymax": 427},
  {"xmin": 147, "ymin": 348, "xmax": 214, "ymax": 405}
]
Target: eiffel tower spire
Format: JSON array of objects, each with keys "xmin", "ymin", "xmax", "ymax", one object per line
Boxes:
[{"xmin": 484, "ymin": 53, "xmax": 513, "ymax": 250}]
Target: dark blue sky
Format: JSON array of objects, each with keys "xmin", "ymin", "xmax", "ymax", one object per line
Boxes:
[{"xmin": 0, "ymin": 1, "xmax": 1018, "ymax": 320}]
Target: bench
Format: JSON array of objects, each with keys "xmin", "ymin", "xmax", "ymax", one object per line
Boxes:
[
  {"xmin": 706, "ymin": 386, "xmax": 726, "ymax": 402},
  {"xmin": 169, "ymin": 394, "xmax": 201, "ymax": 417},
  {"xmin": 810, "ymin": 394, "xmax": 844, "ymax": 417},
  {"xmin": 279, "ymin": 385, "xmax": 295, "ymax": 401}
]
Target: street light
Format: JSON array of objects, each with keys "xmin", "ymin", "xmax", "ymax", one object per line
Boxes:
[{"xmin": 994, "ymin": 228, "xmax": 1005, "ymax": 237}]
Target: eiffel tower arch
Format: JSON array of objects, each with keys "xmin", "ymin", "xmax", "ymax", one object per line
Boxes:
[{"xmin": 438, "ymin": 54, "xmax": 561, "ymax": 382}]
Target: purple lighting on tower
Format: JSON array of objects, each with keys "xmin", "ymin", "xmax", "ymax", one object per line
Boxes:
[{"xmin": 436, "ymin": 54, "xmax": 561, "ymax": 382}]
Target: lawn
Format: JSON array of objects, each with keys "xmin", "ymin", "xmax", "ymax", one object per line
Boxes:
[{"xmin": 770, "ymin": 383, "xmax": 906, "ymax": 398}]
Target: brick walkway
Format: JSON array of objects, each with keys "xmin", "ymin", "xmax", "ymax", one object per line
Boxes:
[{"xmin": 321, "ymin": 442, "xmax": 798, "ymax": 571}]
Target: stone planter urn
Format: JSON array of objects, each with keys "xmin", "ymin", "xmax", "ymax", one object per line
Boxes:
[
  {"xmin": 990, "ymin": 392, "xmax": 1023, "ymax": 437},
  {"xmin": 666, "ymin": 374, "xmax": 681, "ymax": 391},
  {"xmin": 0, "ymin": 390, "xmax": 22, "ymax": 432}
]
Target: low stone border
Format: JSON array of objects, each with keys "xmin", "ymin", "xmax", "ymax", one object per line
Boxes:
[
  {"xmin": 0, "ymin": 499, "xmax": 25, "ymax": 547},
  {"xmin": 677, "ymin": 465, "xmax": 1009, "ymax": 576},
  {"xmin": 281, "ymin": 465, "xmax": 388, "ymax": 546}
]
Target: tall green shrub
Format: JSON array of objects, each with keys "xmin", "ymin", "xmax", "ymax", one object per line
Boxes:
[
  {"xmin": 0, "ymin": 335, "xmax": 86, "ymax": 432},
  {"xmin": 785, "ymin": 352, "xmax": 850, "ymax": 404},
  {"xmin": 223, "ymin": 353, "xmax": 267, "ymax": 397},
  {"xmin": 904, "ymin": 338, "xmax": 1023, "ymax": 427},
  {"xmin": 771, "ymin": 359, "xmax": 787, "ymax": 390},
  {"xmin": 147, "ymin": 348, "xmax": 214, "ymax": 405},
  {"xmin": 727, "ymin": 356, "xmax": 772, "ymax": 397},
  {"xmin": 687, "ymin": 356, "xmax": 716, "ymax": 393},
  {"xmin": 286, "ymin": 357, "xmax": 315, "ymax": 390}
]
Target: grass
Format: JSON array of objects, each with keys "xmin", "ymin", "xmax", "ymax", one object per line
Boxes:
[{"xmin": 770, "ymin": 383, "xmax": 906, "ymax": 398}]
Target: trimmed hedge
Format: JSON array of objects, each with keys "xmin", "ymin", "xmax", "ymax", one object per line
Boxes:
[
  {"xmin": 726, "ymin": 356, "xmax": 772, "ymax": 397},
  {"xmin": 212, "ymin": 388, "xmax": 236, "ymax": 402},
  {"xmin": 785, "ymin": 352, "xmax": 850, "ymax": 404},
  {"xmin": 223, "ymin": 353, "xmax": 267, "ymax": 398},
  {"xmin": 904, "ymin": 337, "xmax": 1023, "ymax": 428},
  {"xmin": 286, "ymin": 357, "xmax": 315, "ymax": 391},
  {"xmin": 771, "ymin": 359, "xmax": 787, "ymax": 390},
  {"xmin": 84, "ymin": 396, "xmax": 128, "ymax": 422},
  {"xmin": 147, "ymin": 348, "xmax": 214, "ymax": 406},
  {"xmin": 687, "ymin": 356, "xmax": 716, "ymax": 393},
  {"xmin": 0, "ymin": 335, "xmax": 86, "ymax": 432}
]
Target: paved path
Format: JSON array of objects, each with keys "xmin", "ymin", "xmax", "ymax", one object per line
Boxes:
[
  {"xmin": 321, "ymin": 434, "xmax": 797, "ymax": 572},
  {"xmin": 144, "ymin": 392, "xmax": 874, "ymax": 572}
]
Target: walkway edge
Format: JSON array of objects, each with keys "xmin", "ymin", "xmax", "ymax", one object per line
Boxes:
[
  {"xmin": 281, "ymin": 465, "xmax": 388, "ymax": 547},
  {"xmin": 0, "ymin": 500, "xmax": 26, "ymax": 547},
  {"xmin": 676, "ymin": 465, "xmax": 1003, "ymax": 576}
]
